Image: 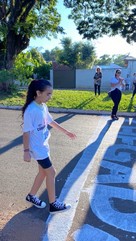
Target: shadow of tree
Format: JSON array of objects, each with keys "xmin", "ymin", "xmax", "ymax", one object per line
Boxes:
[{"xmin": 75, "ymin": 98, "xmax": 95, "ymax": 109}]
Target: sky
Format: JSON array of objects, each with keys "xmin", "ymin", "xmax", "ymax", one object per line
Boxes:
[{"xmin": 29, "ymin": 1, "xmax": 136, "ymax": 58}]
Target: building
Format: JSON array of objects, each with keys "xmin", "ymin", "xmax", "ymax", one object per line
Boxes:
[{"xmin": 124, "ymin": 56, "xmax": 136, "ymax": 76}]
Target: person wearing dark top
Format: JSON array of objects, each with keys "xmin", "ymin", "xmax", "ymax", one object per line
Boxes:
[
  {"xmin": 131, "ymin": 73, "xmax": 136, "ymax": 99},
  {"xmin": 110, "ymin": 69, "xmax": 125, "ymax": 120},
  {"xmin": 93, "ymin": 67, "xmax": 102, "ymax": 96}
]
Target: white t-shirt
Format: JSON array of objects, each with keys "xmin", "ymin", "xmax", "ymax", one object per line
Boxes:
[
  {"xmin": 133, "ymin": 75, "xmax": 136, "ymax": 83},
  {"xmin": 23, "ymin": 101, "xmax": 53, "ymax": 160},
  {"xmin": 110, "ymin": 77, "xmax": 122, "ymax": 91}
]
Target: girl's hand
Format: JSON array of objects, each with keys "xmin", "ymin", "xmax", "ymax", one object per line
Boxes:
[
  {"xmin": 24, "ymin": 152, "xmax": 31, "ymax": 162},
  {"xmin": 65, "ymin": 131, "xmax": 77, "ymax": 139}
]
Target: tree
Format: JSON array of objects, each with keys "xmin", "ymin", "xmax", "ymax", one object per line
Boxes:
[
  {"xmin": 112, "ymin": 54, "xmax": 127, "ymax": 67},
  {"xmin": 57, "ymin": 37, "xmax": 76, "ymax": 67},
  {"xmin": 34, "ymin": 62, "xmax": 52, "ymax": 80},
  {"xmin": 0, "ymin": 0, "xmax": 63, "ymax": 70},
  {"xmin": 64, "ymin": 0, "xmax": 136, "ymax": 43},
  {"xmin": 81, "ymin": 42, "xmax": 97, "ymax": 68},
  {"xmin": 95, "ymin": 54, "xmax": 127, "ymax": 67},
  {"xmin": 29, "ymin": 48, "xmax": 45, "ymax": 66},
  {"xmin": 13, "ymin": 48, "xmax": 52, "ymax": 84},
  {"xmin": 47, "ymin": 37, "xmax": 96, "ymax": 68},
  {"xmin": 96, "ymin": 55, "xmax": 112, "ymax": 66},
  {"xmin": 43, "ymin": 47, "xmax": 61, "ymax": 61}
]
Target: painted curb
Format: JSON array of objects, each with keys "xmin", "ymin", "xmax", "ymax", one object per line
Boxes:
[{"xmin": 0, "ymin": 105, "xmax": 135, "ymax": 117}]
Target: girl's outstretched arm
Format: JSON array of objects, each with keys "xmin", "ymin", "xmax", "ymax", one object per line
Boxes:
[{"xmin": 49, "ymin": 121, "xmax": 76, "ymax": 139}]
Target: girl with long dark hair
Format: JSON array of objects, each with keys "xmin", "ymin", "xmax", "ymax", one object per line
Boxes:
[{"xmin": 22, "ymin": 79, "xmax": 76, "ymax": 213}]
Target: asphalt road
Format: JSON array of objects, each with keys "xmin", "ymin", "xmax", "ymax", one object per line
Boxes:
[
  {"xmin": 0, "ymin": 109, "xmax": 100, "ymax": 240},
  {"xmin": 1, "ymin": 109, "xmax": 136, "ymax": 241}
]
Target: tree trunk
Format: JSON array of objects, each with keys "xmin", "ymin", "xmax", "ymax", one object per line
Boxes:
[
  {"xmin": 0, "ymin": 41, "xmax": 6, "ymax": 70},
  {"xmin": 5, "ymin": 29, "xmax": 30, "ymax": 70}
]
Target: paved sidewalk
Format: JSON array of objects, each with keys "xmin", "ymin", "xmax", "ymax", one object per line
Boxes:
[{"xmin": 42, "ymin": 115, "xmax": 136, "ymax": 241}]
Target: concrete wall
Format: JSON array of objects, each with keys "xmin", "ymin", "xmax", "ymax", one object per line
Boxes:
[
  {"xmin": 76, "ymin": 68, "xmax": 128, "ymax": 90},
  {"xmin": 50, "ymin": 68, "xmax": 129, "ymax": 90},
  {"xmin": 127, "ymin": 61, "xmax": 136, "ymax": 76},
  {"xmin": 50, "ymin": 70, "xmax": 53, "ymax": 86}
]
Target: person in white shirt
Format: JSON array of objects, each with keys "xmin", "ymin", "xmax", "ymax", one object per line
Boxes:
[
  {"xmin": 22, "ymin": 79, "xmax": 76, "ymax": 213},
  {"xmin": 110, "ymin": 69, "xmax": 125, "ymax": 120}
]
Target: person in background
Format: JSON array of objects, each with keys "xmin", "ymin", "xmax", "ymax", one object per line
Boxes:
[
  {"xmin": 110, "ymin": 69, "xmax": 125, "ymax": 120},
  {"xmin": 125, "ymin": 74, "xmax": 131, "ymax": 91},
  {"xmin": 131, "ymin": 73, "xmax": 136, "ymax": 99},
  {"xmin": 22, "ymin": 79, "xmax": 76, "ymax": 213},
  {"xmin": 93, "ymin": 67, "xmax": 102, "ymax": 96}
]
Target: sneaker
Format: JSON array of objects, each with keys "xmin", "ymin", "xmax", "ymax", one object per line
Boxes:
[
  {"xmin": 26, "ymin": 194, "xmax": 46, "ymax": 208},
  {"xmin": 49, "ymin": 200, "xmax": 71, "ymax": 214},
  {"xmin": 111, "ymin": 115, "xmax": 119, "ymax": 120}
]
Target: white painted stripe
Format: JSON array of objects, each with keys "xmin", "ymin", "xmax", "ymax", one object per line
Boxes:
[{"xmin": 42, "ymin": 116, "xmax": 123, "ymax": 241}]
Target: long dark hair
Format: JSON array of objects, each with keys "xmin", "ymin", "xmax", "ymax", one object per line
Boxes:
[{"xmin": 22, "ymin": 79, "xmax": 52, "ymax": 118}]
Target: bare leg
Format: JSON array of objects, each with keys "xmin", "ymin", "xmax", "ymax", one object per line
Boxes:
[
  {"xmin": 29, "ymin": 164, "xmax": 56, "ymax": 203},
  {"xmin": 44, "ymin": 166, "xmax": 56, "ymax": 203},
  {"xmin": 29, "ymin": 165, "xmax": 46, "ymax": 195}
]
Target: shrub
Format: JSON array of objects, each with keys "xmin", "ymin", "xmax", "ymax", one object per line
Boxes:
[
  {"xmin": 0, "ymin": 69, "xmax": 17, "ymax": 92},
  {"xmin": 34, "ymin": 62, "xmax": 52, "ymax": 80}
]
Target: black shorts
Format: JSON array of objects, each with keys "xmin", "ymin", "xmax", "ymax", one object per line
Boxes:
[{"xmin": 37, "ymin": 157, "xmax": 52, "ymax": 169}]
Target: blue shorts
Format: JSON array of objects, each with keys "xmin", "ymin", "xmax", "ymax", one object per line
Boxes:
[{"xmin": 37, "ymin": 157, "xmax": 52, "ymax": 169}]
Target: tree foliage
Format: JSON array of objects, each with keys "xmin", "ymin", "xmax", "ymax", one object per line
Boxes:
[
  {"xmin": 43, "ymin": 37, "xmax": 96, "ymax": 68},
  {"xmin": 64, "ymin": 0, "xmax": 136, "ymax": 43},
  {"xmin": 95, "ymin": 54, "xmax": 127, "ymax": 67},
  {"xmin": 96, "ymin": 54, "xmax": 112, "ymax": 66},
  {"xmin": 14, "ymin": 48, "xmax": 51, "ymax": 84},
  {"xmin": 0, "ymin": 0, "xmax": 63, "ymax": 69},
  {"xmin": 112, "ymin": 54, "xmax": 127, "ymax": 67},
  {"xmin": 43, "ymin": 47, "xmax": 62, "ymax": 62}
]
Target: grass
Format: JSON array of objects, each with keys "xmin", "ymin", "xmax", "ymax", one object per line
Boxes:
[{"xmin": 0, "ymin": 89, "xmax": 136, "ymax": 113}]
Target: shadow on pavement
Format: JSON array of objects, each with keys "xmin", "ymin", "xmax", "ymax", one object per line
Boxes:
[
  {"xmin": 0, "ymin": 136, "xmax": 22, "ymax": 155},
  {"xmin": 1, "ymin": 115, "xmax": 112, "ymax": 241},
  {"xmin": 0, "ymin": 112, "xmax": 75, "ymax": 155},
  {"xmin": 0, "ymin": 112, "xmax": 83, "ymax": 241},
  {"xmin": 81, "ymin": 117, "xmax": 136, "ymax": 241},
  {"xmin": 0, "ymin": 149, "xmax": 84, "ymax": 241}
]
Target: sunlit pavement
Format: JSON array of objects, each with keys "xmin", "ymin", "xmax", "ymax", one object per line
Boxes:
[
  {"xmin": 0, "ymin": 107, "xmax": 136, "ymax": 241},
  {"xmin": 43, "ymin": 116, "xmax": 136, "ymax": 241}
]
